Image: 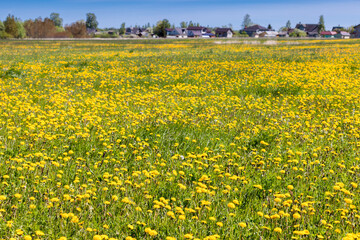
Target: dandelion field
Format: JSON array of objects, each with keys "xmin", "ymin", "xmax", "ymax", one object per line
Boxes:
[{"xmin": 1, "ymin": 39, "xmax": 360, "ymax": 240}]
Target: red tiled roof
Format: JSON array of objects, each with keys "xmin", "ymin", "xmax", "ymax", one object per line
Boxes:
[
  {"xmin": 339, "ymin": 31, "xmax": 350, "ymax": 36},
  {"xmin": 321, "ymin": 31, "xmax": 336, "ymax": 35},
  {"xmin": 187, "ymin": 26, "xmax": 206, "ymax": 30}
]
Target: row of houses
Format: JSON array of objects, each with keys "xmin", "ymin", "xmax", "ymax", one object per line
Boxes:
[
  {"xmin": 166, "ymin": 27, "xmax": 234, "ymax": 38},
  {"xmin": 242, "ymin": 23, "xmax": 354, "ymax": 38},
  {"xmin": 124, "ymin": 26, "xmax": 233, "ymax": 38},
  {"xmin": 122, "ymin": 23, "xmax": 360, "ymax": 38}
]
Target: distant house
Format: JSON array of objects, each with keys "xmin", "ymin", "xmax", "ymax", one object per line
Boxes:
[
  {"xmin": 187, "ymin": 26, "xmax": 208, "ymax": 38},
  {"xmin": 215, "ymin": 28, "xmax": 233, "ymax": 38},
  {"xmin": 202, "ymin": 33, "xmax": 216, "ymax": 38},
  {"xmin": 332, "ymin": 26, "xmax": 344, "ymax": 31},
  {"xmin": 242, "ymin": 25, "xmax": 267, "ymax": 37},
  {"xmin": 87, "ymin": 28, "xmax": 97, "ymax": 35},
  {"xmin": 125, "ymin": 27, "xmax": 145, "ymax": 37},
  {"xmin": 277, "ymin": 31, "xmax": 289, "ymax": 37},
  {"xmin": 295, "ymin": 23, "xmax": 320, "ymax": 37},
  {"xmin": 287, "ymin": 28, "xmax": 295, "ymax": 35},
  {"xmin": 140, "ymin": 29, "xmax": 152, "ymax": 38},
  {"xmin": 335, "ymin": 31, "xmax": 351, "ymax": 39},
  {"xmin": 107, "ymin": 30, "xmax": 117, "ymax": 35},
  {"xmin": 125, "ymin": 27, "xmax": 136, "ymax": 35},
  {"xmin": 166, "ymin": 28, "xmax": 174, "ymax": 37},
  {"xmin": 259, "ymin": 31, "xmax": 279, "ymax": 38},
  {"xmin": 353, "ymin": 25, "xmax": 360, "ymax": 38},
  {"xmin": 166, "ymin": 28, "xmax": 188, "ymax": 38},
  {"xmin": 321, "ymin": 31, "xmax": 337, "ymax": 38}
]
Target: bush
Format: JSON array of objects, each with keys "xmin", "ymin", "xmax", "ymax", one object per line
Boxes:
[
  {"xmin": 236, "ymin": 31, "xmax": 249, "ymax": 37},
  {"xmin": 53, "ymin": 31, "xmax": 72, "ymax": 38},
  {"xmin": 0, "ymin": 31, "xmax": 12, "ymax": 39},
  {"xmin": 65, "ymin": 21, "xmax": 88, "ymax": 38},
  {"xmin": 0, "ymin": 21, "xmax": 4, "ymax": 32},
  {"xmin": 24, "ymin": 18, "xmax": 57, "ymax": 38},
  {"xmin": 16, "ymin": 21, "xmax": 26, "ymax": 38},
  {"xmin": 289, "ymin": 29, "xmax": 307, "ymax": 37},
  {"xmin": 93, "ymin": 33, "xmax": 118, "ymax": 38},
  {"xmin": 4, "ymin": 15, "xmax": 18, "ymax": 38}
]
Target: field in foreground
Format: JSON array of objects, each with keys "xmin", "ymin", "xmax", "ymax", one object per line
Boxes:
[{"xmin": 0, "ymin": 39, "xmax": 360, "ymax": 240}]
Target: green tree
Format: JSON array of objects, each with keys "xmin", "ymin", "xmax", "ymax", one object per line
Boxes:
[
  {"xmin": 0, "ymin": 20, "xmax": 4, "ymax": 32},
  {"xmin": 242, "ymin": 14, "xmax": 252, "ymax": 28},
  {"xmin": 289, "ymin": 28, "xmax": 306, "ymax": 37},
  {"xmin": 286, "ymin": 20, "xmax": 291, "ymax": 29},
  {"xmin": 153, "ymin": 19, "xmax": 171, "ymax": 38},
  {"xmin": 267, "ymin": 24, "xmax": 272, "ymax": 30},
  {"xmin": 238, "ymin": 30, "xmax": 249, "ymax": 37},
  {"xmin": 86, "ymin": 13, "xmax": 98, "ymax": 29},
  {"xmin": 4, "ymin": 15, "xmax": 18, "ymax": 37},
  {"xmin": 346, "ymin": 26, "xmax": 355, "ymax": 34},
  {"xmin": 50, "ymin": 13, "xmax": 63, "ymax": 27},
  {"xmin": 119, "ymin": 22, "xmax": 126, "ymax": 35},
  {"xmin": 318, "ymin": 15, "xmax": 325, "ymax": 33},
  {"xmin": 16, "ymin": 20, "xmax": 26, "ymax": 38},
  {"xmin": 180, "ymin": 21, "xmax": 187, "ymax": 28},
  {"xmin": 0, "ymin": 20, "xmax": 9, "ymax": 39}
]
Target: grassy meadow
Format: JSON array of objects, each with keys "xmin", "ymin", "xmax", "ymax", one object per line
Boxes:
[{"xmin": 1, "ymin": 39, "xmax": 360, "ymax": 240}]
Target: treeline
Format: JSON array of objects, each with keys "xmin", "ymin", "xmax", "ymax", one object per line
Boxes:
[{"xmin": 0, "ymin": 13, "xmax": 96, "ymax": 39}]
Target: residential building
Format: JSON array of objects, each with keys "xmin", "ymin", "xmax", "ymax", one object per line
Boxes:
[
  {"xmin": 277, "ymin": 31, "xmax": 289, "ymax": 37},
  {"xmin": 107, "ymin": 30, "xmax": 116, "ymax": 35},
  {"xmin": 335, "ymin": 31, "xmax": 351, "ymax": 39},
  {"xmin": 202, "ymin": 33, "xmax": 216, "ymax": 38},
  {"xmin": 86, "ymin": 28, "xmax": 97, "ymax": 35},
  {"xmin": 321, "ymin": 31, "xmax": 337, "ymax": 38},
  {"xmin": 295, "ymin": 23, "xmax": 320, "ymax": 37},
  {"xmin": 166, "ymin": 28, "xmax": 188, "ymax": 38},
  {"xmin": 259, "ymin": 31, "xmax": 279, "ymax": 38},
  {"xmin": 215, "ymin": 28, "xmax": 233, "ymax": 38},
  {"xmin": 125, "ymin": 27, "xmax": 145, "ymax": 36},
  {"xmin": 332, "ymin": 26, "xmax": 344, "ymax": 31},
  {"xmin": 187, "ymin": 26, "xmax": 208, "ymax": 38},
  {"xmin": 241, "ymin": 25, "xmax": 267, "ymax": 37},
  {"xmin": 353, "ymin": 25, "xmax": 360, "ymax": 38}
]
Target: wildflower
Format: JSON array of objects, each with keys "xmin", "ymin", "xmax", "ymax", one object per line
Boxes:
[
  {"xmin": 14, "ymin": 194, "xmax": 22, "ymax": 199},
  {"xmin": 35, "ymin": 230, "xmax": 45, "ymax": 236},
  {"xmin": 239, "ymin": 222, "xmax": 247, "ymax": 228},
  {"xmin": 254, "ymin": 185, "xmax": 263, "ymax": 190},
  {"xmin": 184, "ymin": 234, "xmax": 193, "ymax": 239},
  {"xmin": 16, "ymin": 229, "xmax": 24, "ymax": 235},
  {"xmin": 93, "ymin": 235, "xmax": 102, "ymax": 240},
  {"xmin": 227, "ymin": 202, "xmax": 236, "ymax": 209}
]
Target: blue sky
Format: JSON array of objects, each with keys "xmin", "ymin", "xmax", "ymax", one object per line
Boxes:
[{"xmin": 1, "ymin": 0, "xmax": 359, "ymax": 30}]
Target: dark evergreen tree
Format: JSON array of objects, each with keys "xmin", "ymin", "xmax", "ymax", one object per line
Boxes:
[
  {"xmin": 4, "ymin": 15, "xmax": 18, "ymax": 37},
  {"xmin": 318, "ymin": 15, "xmax": 325, "ymax": 33},
  {"xmin": 50, "ymin": 13, "xmax": 63, "ymax": 27},
  {"xmin": 153, "ymin": 19, "xmax": 171, "ymax": 37},
  {"xmin": 242, "ymin": 14, "xmax": 252, "ymax": 28},
  {"xmin": 86, "ymin": 13, "xmax": 98, "ymax": 29}
]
